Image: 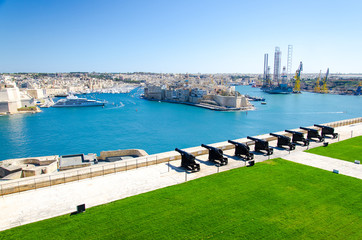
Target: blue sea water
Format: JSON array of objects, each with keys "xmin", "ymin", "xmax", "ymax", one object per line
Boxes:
[{"xmin": 0, "ymin": 86, "xmax": 361, "ymax": 161}]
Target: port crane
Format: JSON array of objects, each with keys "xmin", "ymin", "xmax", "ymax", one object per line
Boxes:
[
  {"xmin": 293, "ymin": 61, "xmax": 303, "ymax": 93},
  {"xmin": 314, "ymin": 71, "xmax": 321, "ymax": 93},
  {"xmin": 320, "ymin": 68, "xmax": 329, "ymax": 94}
]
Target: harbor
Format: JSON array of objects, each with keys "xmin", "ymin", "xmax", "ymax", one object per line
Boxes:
[{"xmin": 1, "ymin": 86, "xmax": 362, "ymax": 161}]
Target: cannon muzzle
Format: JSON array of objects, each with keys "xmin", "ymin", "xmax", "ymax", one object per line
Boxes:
[
  {"xmin": 175, "ymin": 148, "xmax": 186, "ymax": 155},
  {"xmin": 228, "ymin": 140, "xmax": 239, "ymax": 145},
  {"xmin": 247, "ymin": 136, "xmax": 261, "ymax": 142},
  {"xmin": 201, "ymin": 144, "xmax": 217, "ymax": 151}
]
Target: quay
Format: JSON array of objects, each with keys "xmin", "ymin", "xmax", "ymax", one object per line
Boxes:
[
  {"xmin": 145, "ymin": 98, "xmax": 254, "ymax": 111},
  {"xmin": 0, "ymin": 117, "xmax": 361, "ymax": 231}
]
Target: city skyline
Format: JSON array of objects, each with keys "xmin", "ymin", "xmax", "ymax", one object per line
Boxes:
[{"xmin": 0, "ymin": 0, "xmax": 361, "ymax": 74}]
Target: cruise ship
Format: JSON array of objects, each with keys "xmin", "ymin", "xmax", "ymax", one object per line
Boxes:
[{"xmin": 52, "ymin": 95, "xmax": 106, "ymax": 108}]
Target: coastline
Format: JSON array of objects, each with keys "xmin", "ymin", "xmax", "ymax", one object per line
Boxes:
[{"xmin": 0, "ymin": 108, "xmax": 41, "ymax": 116}]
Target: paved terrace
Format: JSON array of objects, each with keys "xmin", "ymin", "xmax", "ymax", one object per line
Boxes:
[{"xmin": 0, "ymin": 120, "xmax": 361, "ymax": 231}]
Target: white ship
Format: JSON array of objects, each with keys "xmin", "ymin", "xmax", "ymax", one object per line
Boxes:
[{"xmin": 52, "ymin": 95, "xmax": 106, "ymax": 108}]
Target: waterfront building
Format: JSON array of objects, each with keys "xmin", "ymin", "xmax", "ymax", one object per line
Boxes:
[
  {"xmin": 27, "ymin": 89, "xmax": 45, "ymax": 99},
  {"xmin": 0, "ymin": 80, "xmax": 35, "ymax": 114}
]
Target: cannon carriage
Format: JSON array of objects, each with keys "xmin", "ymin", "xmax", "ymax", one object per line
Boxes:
[
  {"xmin": 175, "ymin": 148, "xmax": 200, "ymax": 172},
  {"xmin": 270, "ymin": 133, "xmax": 296, "ymax": 150},
  {"xmin": 300, "ymin": 127, "xmax": 324, "ymax": 142},
  {"xmin": 201, "ymin": 144, "xmax": 228, "ymax": 166},
  {"xmin": 247, "ymin": 136, "xmax": 273, "ymax": 155},
  {"xmin": 227, "ymin": 140, "xmax": 254, "ymax": 160},
  {"xmin": 314, "ymin": 124, "xmax": 338, "ymax": 139},
  {"xmin": 285, "ymin": 130, "xmax": 309, "ymax": 146}
]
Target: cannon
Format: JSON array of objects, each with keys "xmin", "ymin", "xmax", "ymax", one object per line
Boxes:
[
  {"xmin": 285, "ymin": 130, "xmax": 309, "ymax": 146},
  {"xmin": 228, "ymin": 140, "xmax": 254, "ymax": 160},
  {"xmin": 175, "ymin": 148, "xmax": 200, "ymax": 172},
  {"xmin": 201, "ymin": 144, "xmax": 228, "ymax": 166},
  {"xmin": 270, "ymin": 133, "xmax": 296, "ymax": 150},
  {"xmin": 247, "ymin": 136, "xmax": 273, "ymax": 155},
  {"xmin": 314, "ymin": 124, "xmax": 338, "ymax": 139},
  {"xmin": 300, "ymin": 127, "xmax": 325, "ymax": 142}
]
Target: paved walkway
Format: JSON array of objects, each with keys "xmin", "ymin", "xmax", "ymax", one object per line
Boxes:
[
  {"xmin": 0, "ymin": 122, "xmax": 361, "ymax": 231},
  {"xmin": 283, "ymin": 122, "xmax": 362, "ymax": 179},
  {"xmin": 283, "ymin": 152, "xmax": 362, "ymax": 179}
]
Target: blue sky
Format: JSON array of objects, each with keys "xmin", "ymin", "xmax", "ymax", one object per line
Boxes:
[{"xmin": 0, "ymin": 0, "xmax": 361, "ymax": 73}]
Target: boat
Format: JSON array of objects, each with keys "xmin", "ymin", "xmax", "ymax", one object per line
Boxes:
[
  {"xmin": 245, "ymin": 95, "xmax": 265, "ymax": 101},
  {"xmin": 52, "ymin": 95, "xmax": 106, "ymax": 108},
  {"xmin": 261, "ymin": 102, "xmax": 267, "ymax": 105}
]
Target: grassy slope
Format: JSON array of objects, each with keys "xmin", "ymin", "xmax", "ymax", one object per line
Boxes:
[
  {"xmin": 306, "ymin": 136, "xmax": 362, "ymax": 162},
  {"xmin": 1, "ymin": 158, "xmax": 361, "ymax": 240}
]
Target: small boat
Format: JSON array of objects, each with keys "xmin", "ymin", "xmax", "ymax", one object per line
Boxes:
[
  {"xmin": 52, "ymin": 95, "xmax": 106, "ymax": 108},
  {"xmin": 261, "ymin": 102, "xmax": 267, "ymax": 105}
]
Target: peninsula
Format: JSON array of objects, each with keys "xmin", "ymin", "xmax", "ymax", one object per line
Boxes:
[{"xmin": 143, "ymin": 75, "xmax": 254, "ymax": 111}]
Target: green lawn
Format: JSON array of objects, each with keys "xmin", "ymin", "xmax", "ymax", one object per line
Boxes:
[
  {"xmin": 306, "ymin": 136, "xmax": 362, "ymax": 163},
  {"xmin": 1, "ymin": 158, "xmax": 361, "ymax": 240}
]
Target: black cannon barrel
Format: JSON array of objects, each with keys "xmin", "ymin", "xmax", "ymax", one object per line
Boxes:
[
  {"xmin": 314, "ymin": 124, "xmax": 330, "ymax": 129},
  {"xmin": 300, "ymin": 127, "xmax": 318, "ymax": 132},
  {"xmin": 314, "ymin": 124, "xmax": 334, "ymax": 132},
  {"xmin": 247, "ymin": 136, "xmax": 267, "ymax": 143},
  {"xmin": 270, "ymin": 133, "xmax": 285, "ymax": 138},
  {"xmin": 201, "ymin": 144, "xmax": 218, "ymax": 151},
  {"xmin": 175, "ymin": 148, "xmax": 188, "ymax": 155},
  {"xmin": 285, "ymin": 129, "xmax": 303, "ymax": 135},
  {"xmin": 228, "ymin": 140, "xmax": 239, "ymax": 145}
]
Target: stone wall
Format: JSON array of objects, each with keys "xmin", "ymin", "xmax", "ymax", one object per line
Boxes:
[
  {"xmin": 0, "ymin": 88, "xmax": 22, "ymax": 114},
  {"xmin": 213, "ymin": 95, "xmax": 241, "ymax": 108},
  {"xmin": 27, "ymin": 89, "xmax": 44, "ymax": 99}
]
